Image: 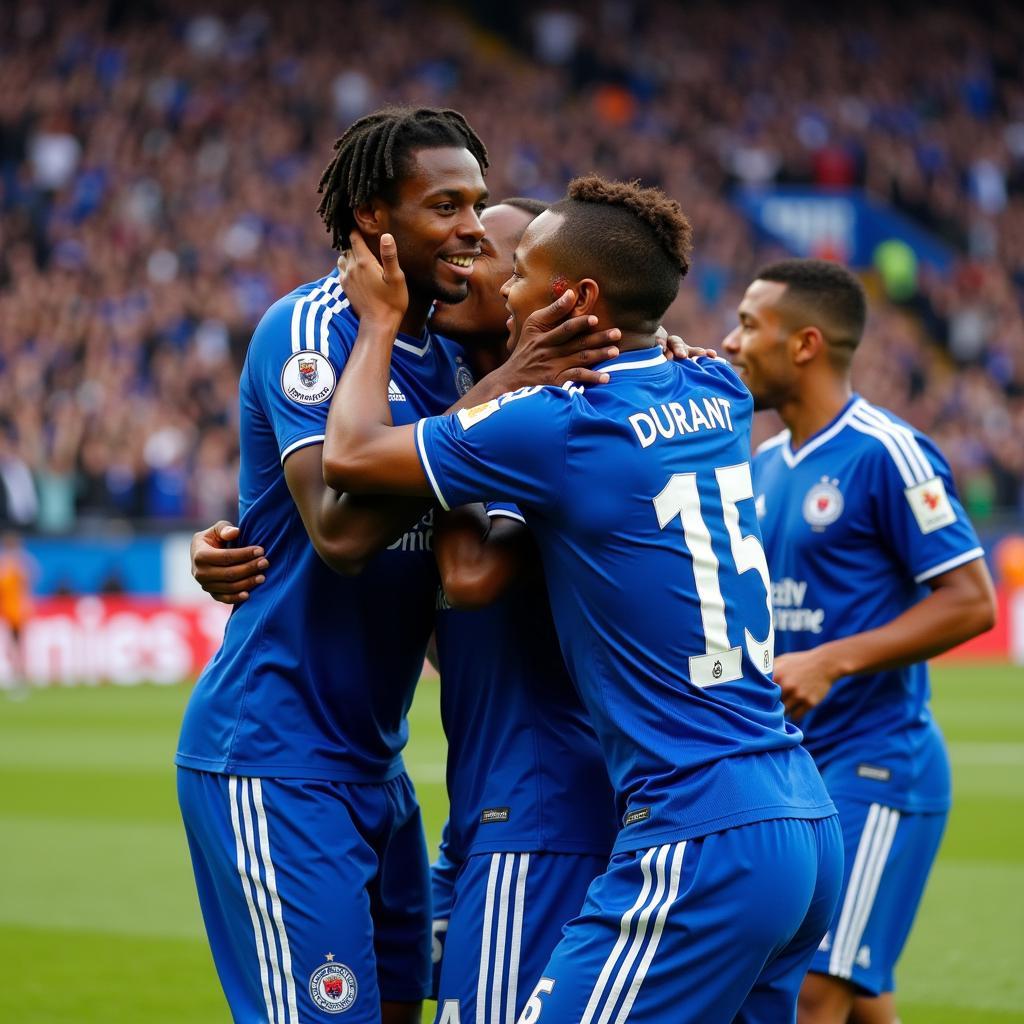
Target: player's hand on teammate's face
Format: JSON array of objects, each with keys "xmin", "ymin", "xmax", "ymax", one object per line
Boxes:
[
  {"xmin": 655, "ymin": 325, "xmax": 718, "ymax": 361},
  {"xmin": 190, "ymin": 520, "xmax": 269, "ymax": 605},
  {"xmin": 505, "ymin": 289, "xmax": 621, "ymax": 388},
  {"xmin": 338, "ymin": 231, "xmax": 409, "ymax": 329},
  {"xmin": 773, "ymin": 649, "xmax": 837, "ymax": 720}
]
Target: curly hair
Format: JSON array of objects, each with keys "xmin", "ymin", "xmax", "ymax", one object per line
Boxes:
[
  {"xmin": 316, "ymin": 106, "xmax": 489, "ymax": 249},
  {"xmin": 547, "ymin": 175, "xmax": 693, "ymax": 326}
]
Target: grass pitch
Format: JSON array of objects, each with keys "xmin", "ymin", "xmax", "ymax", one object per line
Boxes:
[{"xmin": 0, "ymin": 665, "xmax": 1020, "ymax": 1023}]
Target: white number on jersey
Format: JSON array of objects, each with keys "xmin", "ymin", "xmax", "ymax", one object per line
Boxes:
[
  {"xmin": 438, "ymin": 999, "xmax": 461, "ymax": 1024},
  {"xmin": 653, "ymin": 463, "xmax": 774, "ymax": 686},
  {"xmin": 518, "ymin": 978, "xmax": 555, "ymax": 1024}
]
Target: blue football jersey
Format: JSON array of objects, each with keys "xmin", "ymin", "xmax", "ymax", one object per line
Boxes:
[
  {"xmin": 417, "ymin": 347, "xmax": 834, "ymax": 853},
  {"xmin": 752, "ymin": 395, "xmax": 985, "ymax": 812},
  {"xmin": 177, "ymin": 270, "xmax": 471, "ymax": 782},
  {"xmin": 434, "ymin": 504, "xmax": 617, "ymax": 859}
]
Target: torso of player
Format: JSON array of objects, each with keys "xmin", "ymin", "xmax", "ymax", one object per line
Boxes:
[
  {"xmin": 752, "ymin": 395, "xmax": 982, "ymax": 812},
  {"xmin": 177, "ymin": 272, "xmax": 472, "ymax": 783},
  {"xmin": 434, "ymin": 562, "xmax": 617, "ymax": 859},
  {"xmin": 506, "ymin": 352, "xmax": 833, "ymax": 850}
]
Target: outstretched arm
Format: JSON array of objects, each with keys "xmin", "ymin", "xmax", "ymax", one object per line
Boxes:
[{"xmin": 777, "ymin": 558, "xmax": 996, "ymax": 719}]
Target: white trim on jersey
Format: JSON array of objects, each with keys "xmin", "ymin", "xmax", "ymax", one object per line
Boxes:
[
  {"xmin": 487, "ymin": 508, "xmax": 527, "ymax": 524},
  {"xmin": 829, "ymin": 803, "xmax": 900, "ymax": 981},
  {"xmin": 290, "ymin": 275, "xmax": 350, "ymax": 358},
  {"xmin": 228, "ymin": 776, "xmax": 299, "ymax": 1024},
  {"xmin": 602, "ymin": 353, "xmax": 667, "ymax": 374},
  {"xmin": 476, "ymin": 854, "xmax": 531, "ymax": 1024},
  {"xmin": 755, "ymin": 429, "xmax": 789, "ymax": 455},
  {"xmin": 781, "ymin": 402, "xmax": 860, "ymax": 467},
  {"xmin": 416, "ymin": 419, "xmax": 450, "ymax": 511},
  {"xmin": 580, "ymin": 842, "xmax": 686, "ymax": 1024},
  {"xmin": 854, "ymin": 403, "xmax": 934, "ymax": 482},
  {"xmin": 280, "ymin": 433, "xmax": 326, "ymax": 464},
  {"xmin": 395, "ymin": 329, "xmax": 433, "ymax": 358},
  {"xmin": 914, "ymin": 546, "xmax": 986, "ymax": 584}
]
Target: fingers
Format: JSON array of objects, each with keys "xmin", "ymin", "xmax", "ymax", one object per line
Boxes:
[
  {"xmin": 213, "ymin": 521, "xmax": 240, "ymax": 542},
  {"xmin": 574, "ymin": 328, "xmax": 621, "ymax": 356},
  {"xmin": 202, "ymin": 574, "xmax": 266, "ymax": 596},
  {"xmin": 555, "ymin": 367, "xmax": 611, "ymax": 387},
  {"xmin": 379, "ymin": 233, "xmax": 400, "ymax": 275},
  {"xmin": 525, "ymin": 289, "xmax": 577, "ymax": 330},
  {"xmin": 195, "ymin": 546, "xmax": 268, "ymax": 571},
  {"xmin": 347, "ymin": 230, "xmax": 372, "ymax": 260}
]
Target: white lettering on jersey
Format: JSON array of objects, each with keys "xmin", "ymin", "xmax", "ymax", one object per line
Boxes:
[
  {"xmin": 772, "ymin": 577, "xmax": 825, "ymax": 634},
  {"xmin": 388, "ymin": 509, "xmax": 434, "ymax": 552},
  {"xmin": 628, "ymin": 397, "xmax": 735, "ymax": 449},
  {"xmin": 904, "ymin": 477, "xmax": 957, "ymax": 534}
]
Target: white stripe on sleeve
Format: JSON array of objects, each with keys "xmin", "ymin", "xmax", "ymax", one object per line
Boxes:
[{"xmin": 416, "ymin": 419, "xmax": 450, "ymax": 511}]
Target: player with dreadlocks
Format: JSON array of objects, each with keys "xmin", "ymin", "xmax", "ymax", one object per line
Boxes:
[
  {"xmin": 318, "ymin": 174, "xmax": 844, "ymax": 1023},
  {"xmin": 176, "ymin": 109, "xmax": 620, "ymax": 1024}
]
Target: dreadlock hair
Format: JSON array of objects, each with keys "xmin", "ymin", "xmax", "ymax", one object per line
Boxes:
[
  {"xmin": 316, "ymin": 106, "xmax": 489, "ymax": 249},
  {"xmin": 547, "ymin": 175, "xmax": 693, "ymax": 328},
  {"xmin": 497, "ymin": 196, "xmax": 549, "ymax": 217},
  {"xmin": 754, "ymin": 259, "xmax": 866, "ymax": 361}
]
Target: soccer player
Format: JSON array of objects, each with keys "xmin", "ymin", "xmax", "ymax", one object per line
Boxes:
[
  {"xmin": 191, "ymin": 198, "xmax": 622, "ymax": 1024},
  {"xmin": 721, "ymin": 259, "xmax": 997, "ymax": 1024},
  {"xmin": 319, "ymin": 175, "xmax": 843, "ymax": 1023},
  {"xmin": 176, "ymin": 109, "xmax": 618, "ymax": 1024}
]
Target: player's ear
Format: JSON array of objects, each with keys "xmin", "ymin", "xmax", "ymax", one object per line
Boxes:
[
  {"xmin": 353, "ymin": 201, "xmax": 385, "ymax": 239},
  {"xmin": 792, "ymin": 325, "xmax": 824, "ymax": 366},
  {"xmin": 573, "ymin": 278, "xmax": 600, "ymax": 317}
]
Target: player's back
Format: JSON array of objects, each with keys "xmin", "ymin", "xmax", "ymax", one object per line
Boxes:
[
  {"xmin": 418, "ymin": 346, "xmax": 835, "ymax": 852},
  {"xmin": 434, "ymin": 544, "xmax": 617, "ymax": 860},
  {"xmin": 178, "ymin": 271, "xmax": 467, "ymax": 783}
]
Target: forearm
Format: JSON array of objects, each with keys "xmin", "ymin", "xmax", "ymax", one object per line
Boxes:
[
  {"xmin": 820, "ymin": 577, "xmax": 994, "ymax": 677},
  {"xmin": 318, "ymin": 491, "xmax": 432, "ymax": 569},
  {"xmin": 323, "ymin": 317, "xmax": 400, "ymax": 489},
  {"xmin": 436, "ymin": 506, "xmax": 528, "ymax": 608}
]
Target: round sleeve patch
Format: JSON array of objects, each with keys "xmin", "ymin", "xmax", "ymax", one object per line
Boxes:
[{"xmin": 281, "ymin": 351, "xmax": 336, "ymax": 405}]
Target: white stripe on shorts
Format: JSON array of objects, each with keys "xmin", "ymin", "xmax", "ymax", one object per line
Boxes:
[
  {"xmin": 477, "ymin": 854, "xmax": 532, "ymax": 1024},
  {"xmin": 581, "ymin": 842, "xmax": 686, "ymax": 1024},
  {"xmin": 229, "ymin": 776, "xmax": 298, "ymax": 1023},
  {"xmin": 829, "ymin": 803, "xmax": 900, "ymax": 980}
]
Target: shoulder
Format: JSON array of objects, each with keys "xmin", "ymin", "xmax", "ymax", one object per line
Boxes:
[
  {"xmin": 247, "ymin": 273, "xmax": 357, "ymax": 366},
  {"xmin": 684, "ymin": 356, "xmax": 752, "ymax": 399},
  {"xmin": 453, "ymin": 382, "xmax": 579, "ymax": 434},
  {"xmin": 754, "ymin": 428, "xmax": 790, "ymax": 458},
  {"xmin": 843, "ymin": 398, "xmax": 946, "ymax": 486}
]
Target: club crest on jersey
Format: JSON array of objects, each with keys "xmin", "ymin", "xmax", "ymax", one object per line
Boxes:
[
  {"xmin": 309, "ymin": 956, "xmax": 357, "ymax": 1014},
  {"xmin": 803, "ymin": 478, "xmax": 843, "ymax": 530},
  {"xmin": 455, "ymin": 360, "xmax": 475, "ymax": 396},
  {"xmin": 281, "ymin": 350, "xmax": 336, "ymax": 405}
]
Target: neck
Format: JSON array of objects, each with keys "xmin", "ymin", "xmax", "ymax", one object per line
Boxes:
[
  {"xmin": 460, "ymin": 335, "xmax": 508, "ymax": 380},
  {"xmin": 400, "ymin": 295, "xmax": 434, "ymax": 338},
  {"xmin": 614, "ymin": 330, "xmax": 660, "ymax": 354},
  {"xmin": 779, "ymin": 371, "xmax": 853, "ymax": 450}
]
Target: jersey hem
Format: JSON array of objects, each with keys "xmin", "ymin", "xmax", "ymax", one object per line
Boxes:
[
  {"xmin": 174, "ymin": 752, "xmax": 406, "ymax": 784},
  {"xmin": 611, "ymin": 800, "xmax": 838, "ymax": 853},
  {"xmin": 462, "ymin": 837, "xmax": 614, "ymax": 857}
]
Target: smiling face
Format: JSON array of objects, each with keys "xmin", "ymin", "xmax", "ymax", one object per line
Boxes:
[
  {"xmin": 375, "ymin": 146, "xmax": 488, "ymax": 305},
  {"xmin": 500, "ymin": 210, "xmax": 567, "ymax": 351},
  {"xmin": 722, "ymin": 278, "xmax": 800, "ymax": 411},
  {"xmin": 431, "ymin": 204, "xmax": 538, "ymax": 345}
]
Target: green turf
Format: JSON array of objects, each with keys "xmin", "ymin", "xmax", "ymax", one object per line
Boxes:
[{"xmin": 0, "ymin": 664, "xmax": 1020, "ymax": 1022}]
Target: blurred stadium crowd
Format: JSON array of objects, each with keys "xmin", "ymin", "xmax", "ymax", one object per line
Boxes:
[{"xmin": 1, "ymin": 0, "xmax": 1022, "ymax": 530}]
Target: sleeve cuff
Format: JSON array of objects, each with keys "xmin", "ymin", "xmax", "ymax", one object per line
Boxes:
[
  {"xmin": 914, "ymin": 547, "xmax": 985, "ymax": 584},
  {"xmin": 415, "ymin": 419, "xmax": 450, "ymax": 511},
  {"xmin": 280, "ymin": 434, "xmax": 326, "ymax": 464},
  {"xmin": 486, "ymin": 507, "xmax": 526, "ymax": 524}
]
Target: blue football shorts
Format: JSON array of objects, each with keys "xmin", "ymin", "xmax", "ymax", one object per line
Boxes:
[
  {"xmin": 810, "ymin": 796, "xmax": 947, "ymax": 995},
  {"xmin": 178, "ymin": 767, "xmax": 431, "ymax": 1023},
  {"xmin": 514, "ymin": 815, "xmax": 843, "ymax": 1024},
  {"xmin": 430, "ymin": 850, "xmax": 608, "ymax": 1024}
]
